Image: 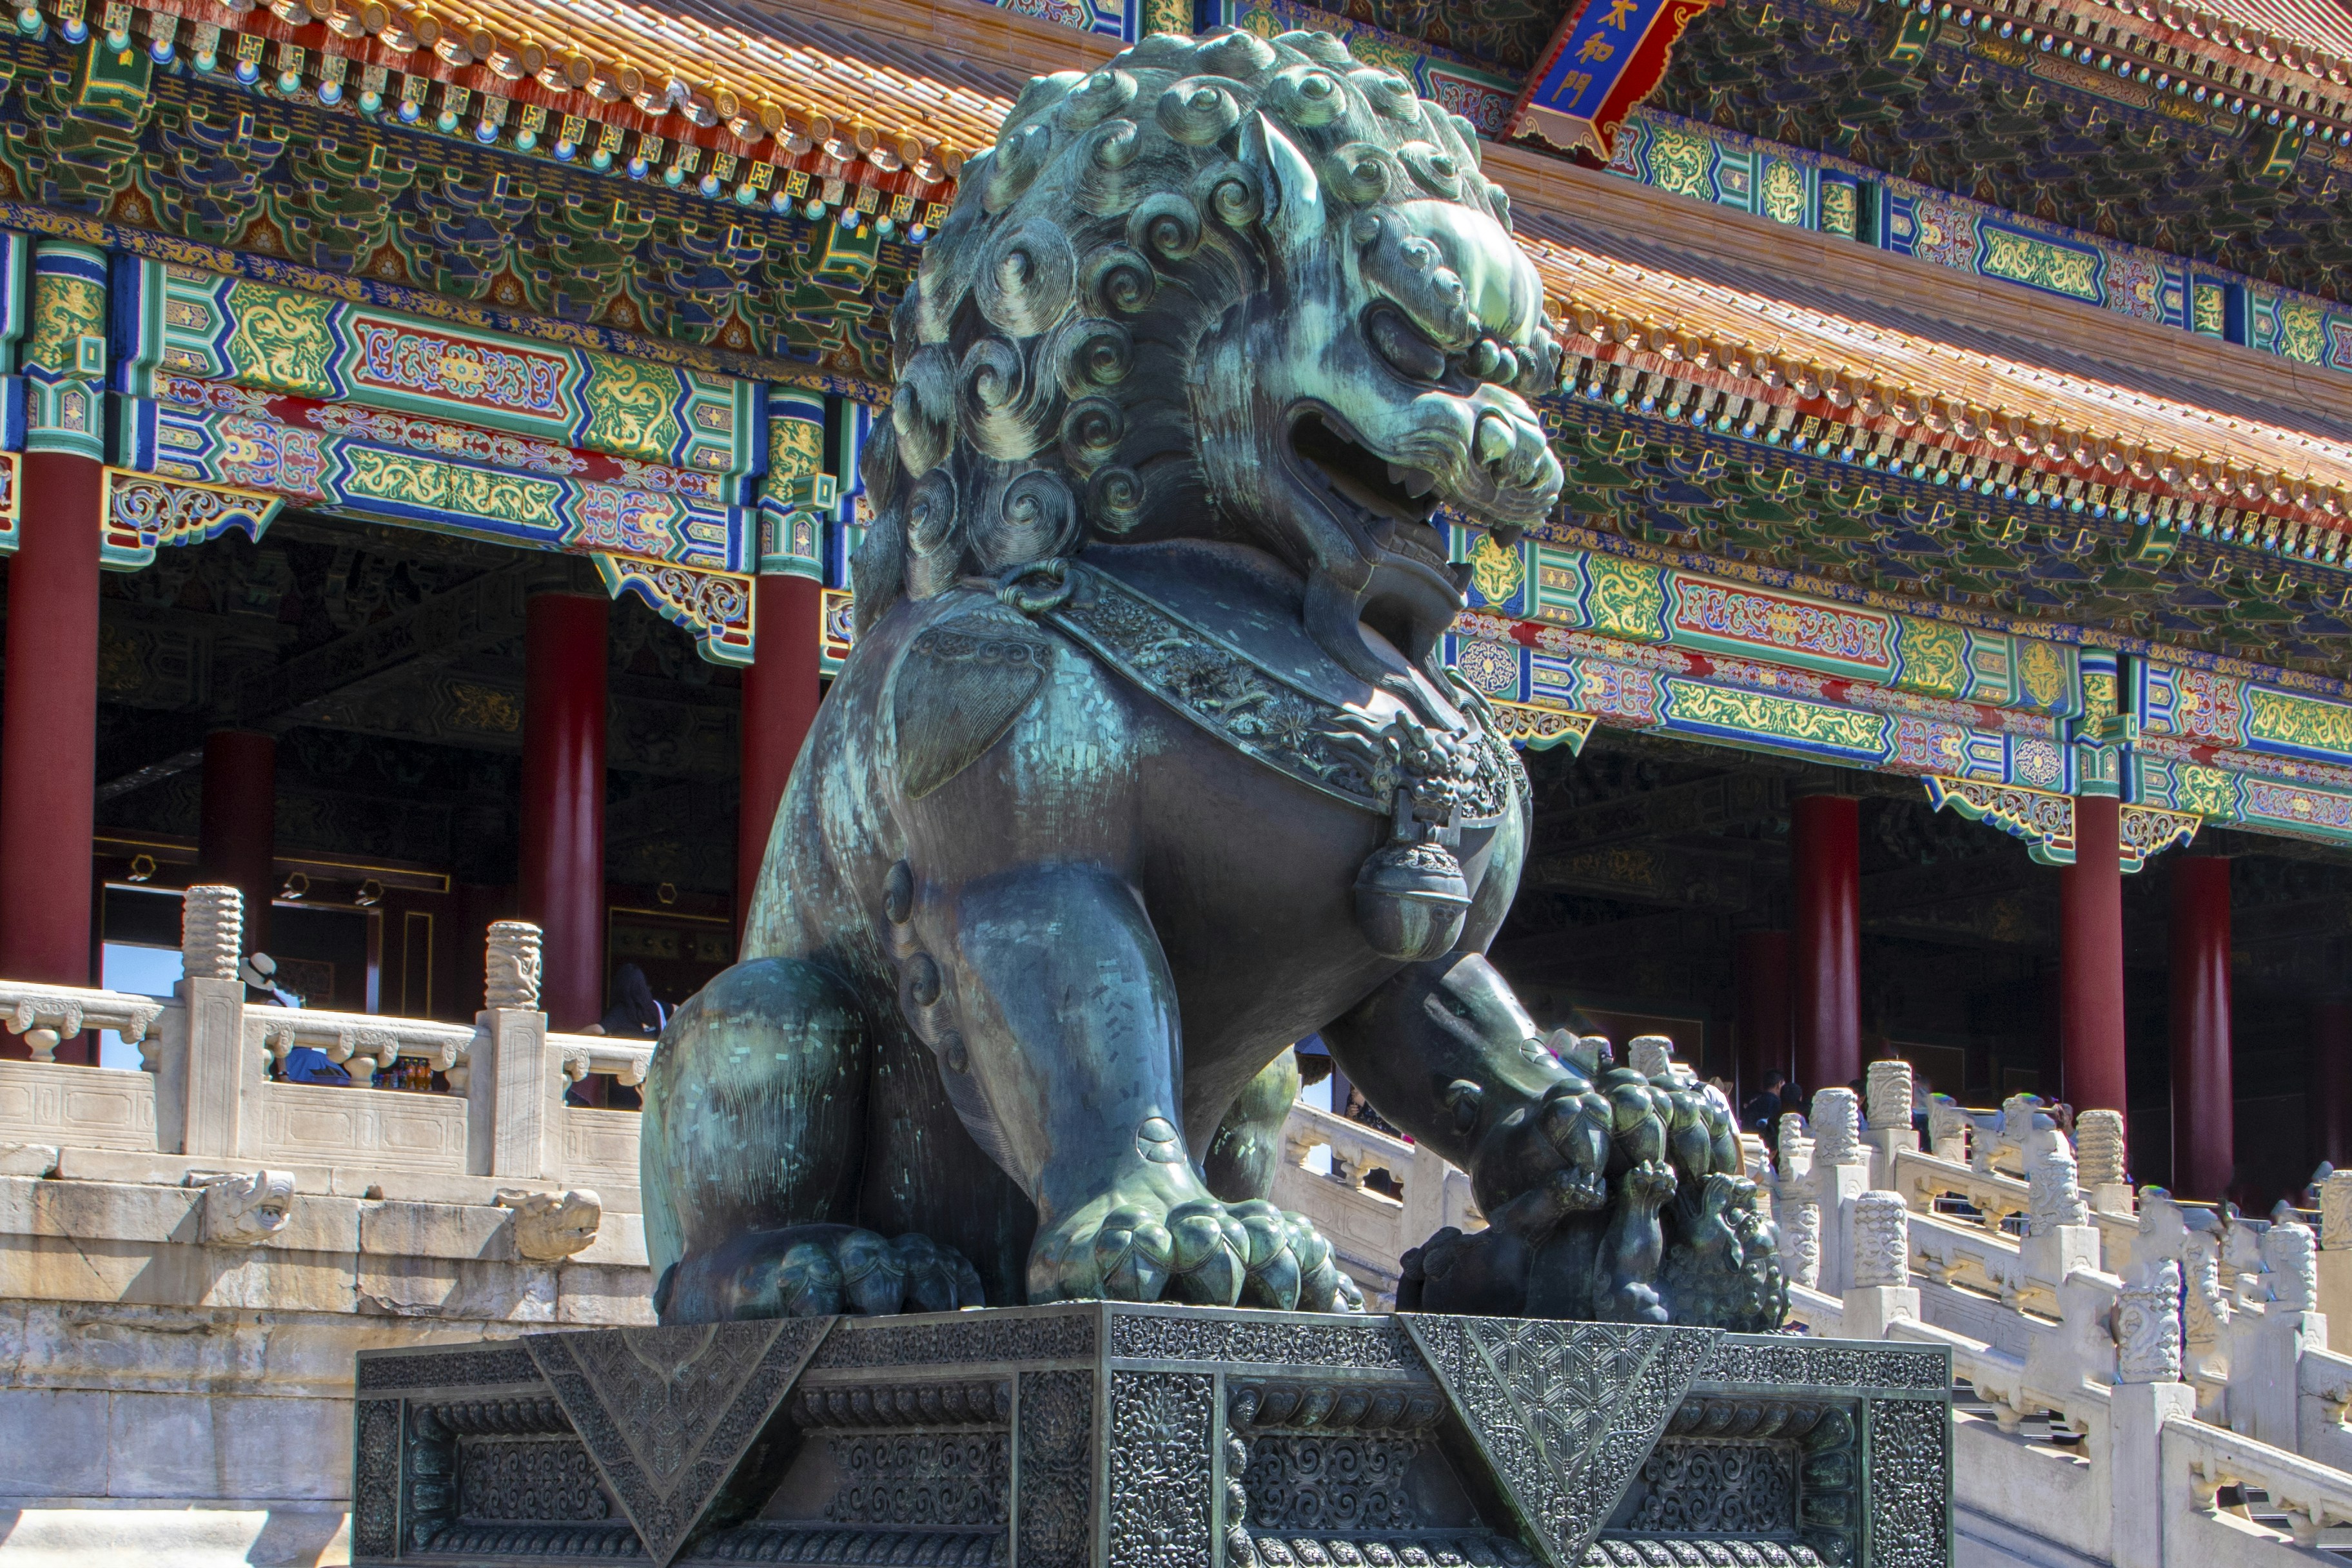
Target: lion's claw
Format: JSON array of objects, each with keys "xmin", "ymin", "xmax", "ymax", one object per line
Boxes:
[
  {"xmin": 1627, "ymin": 1159, "xmax": 1678, "ymax": 1206},
  {"xmin": 1555, "ymin": 1166, "xmax": 1609, "ymax": 1211},
  {"xmin": 1093, "ymin": 1207, "xmax": 1175, "ymax": 1300},
  {"xmin": 658, "ymin": 1224, "xmax": 985, "ymax": 1322},
  {"xmin": 1035, "ymin": 1191, "xmax": 1362, "ymax": 1311}
]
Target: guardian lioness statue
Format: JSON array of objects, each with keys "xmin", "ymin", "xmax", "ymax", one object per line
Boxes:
[{"xmin": 642, "ymin": 26, "xmax": 1783, "ymax": 1328}]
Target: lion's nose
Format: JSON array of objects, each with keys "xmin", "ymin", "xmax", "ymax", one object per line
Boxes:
[
  {"xmin": 1475, "ymin": 413, "xmax": 1514, "ymax": 467},
  {"xmin": 1475, "ymin": 413, "xmax": 1556, "ymax": 494}
]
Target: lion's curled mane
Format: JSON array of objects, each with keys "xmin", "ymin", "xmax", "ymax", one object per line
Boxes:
[{"xmin": 848, "ymin": 25, "xmax": 1559, "ymax": 636}]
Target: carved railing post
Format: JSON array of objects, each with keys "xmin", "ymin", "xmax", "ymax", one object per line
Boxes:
[
  {"xmin": 475, "ymin": 921, "xmax": 557, "ymax": 1181},
  {"xmin": 2111, "ymin": 1257, "xmax": 2195, "ymax": 1568},
  {"xmin": 2119, "ymin": 1259, "xmax": 2186, "ymax": 1386},
  {"xmin": 2227, "ymin": 1219, "xmax": 2329, "ymax": 1453},
  {"xmin": 1862, "ymin": 1059, "xmax": 1917, "ymax": 1188},
  {"xmin": 485, "ymin": 920, "xmax": 543, "ymax": 1011},
  {"xmin": 1776, "ymin": 1112, "xmax": 1820, "ymax": 1290},
  {"xmin": 1843, "ymin": 1189, "xmax": 1919, "ymax": 1338},
  {"xmin": 1810, "ymin": 1088, "xmax": 1868, "ymax": 1295},
  {"xmin": 2075, "ymin": 1109, "xmax": 2131, "ymax": 1216},
  {"xmin": 1924, "ymin": 1093, "xmax": 1969, "ymax": 1162},
  {"xmin": 164, "ymin": 885, "xmax": 249, "ymax": 1159},
  {"xmin": 2140, "ymin": 1188, "xmax": 2233, "ymax": 1420},
  {"xmin": 2021, "ymin": 1144, "xmax": 2099, "ymax": 1308},
  {"xmin": 2318, "ymin": 1170, "xmax": 2352, "ymax": 1333}
]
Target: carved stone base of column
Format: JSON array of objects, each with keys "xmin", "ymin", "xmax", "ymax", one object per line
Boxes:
[{"xmin": 349, "ymin": 1307, "xmax": 1954, "ymax": 1568}]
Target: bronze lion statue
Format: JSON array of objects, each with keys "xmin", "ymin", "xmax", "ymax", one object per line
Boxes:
[{"xmin": 640, "ymin": 26, "xmax": 1783, "ymax": 1329}]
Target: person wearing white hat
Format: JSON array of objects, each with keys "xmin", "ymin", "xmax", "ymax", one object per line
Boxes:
[{"xmin": 242, "ymin": 954, "xmax": 343, "ymax": 1085}]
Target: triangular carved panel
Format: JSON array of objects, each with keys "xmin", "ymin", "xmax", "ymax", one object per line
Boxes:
[
  {"xmin": 525, "ymin": 1318, "xmax": 831, "ymax": 1567},
  {"xmin": 1405, "ymin": 1317, "xmax": 1718, "ymax": 1568}
]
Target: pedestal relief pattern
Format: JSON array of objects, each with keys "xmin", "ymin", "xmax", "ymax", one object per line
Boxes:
[
  {"xmin": 1406, "ymin": 1318, "xmax": 1720, "ymax": 1567},
  {"xmin": 340, "ymin": 1308, "xmax": 1949, "ymax": 1568},
  {"xmin": 351, "ymin": 1398, "xmax": 402, "ymax": 1560},
  {"xmin": 1016, "ymin": 1369, "xmax": 1094, "ymax": 1568},
  {"xmin": 1625, "ymin": 1441, "xmax": 1796, "ymax": 1534},
  {"xmin": 527, "ymin": 1318, "xmax": 828, "ymax": 1567},
  {"xmin": 1107, "ymin": 1371, "xmax": 1215, "ymax": 1568},
  {"xmin": 1865, "ymin": 1400, "xmax": 1949, "ymax": 1568}
]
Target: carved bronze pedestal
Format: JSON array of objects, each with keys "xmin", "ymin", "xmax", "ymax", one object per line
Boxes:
[{"xmin": 349, "ymin": 1306, "xmax": 1949, "ymax": 1568}]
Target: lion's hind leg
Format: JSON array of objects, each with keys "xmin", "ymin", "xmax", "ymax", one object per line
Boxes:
[{"xmin": 640, "ymin": 956, "xmax": 876, "ymax": 1318}]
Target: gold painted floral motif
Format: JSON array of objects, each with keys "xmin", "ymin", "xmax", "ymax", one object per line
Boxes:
[
  {"xmin": 1761, "ymin": 160, "xmax": 1807, "ymax": 228},
  {"xmin": 341, "ymin": 447, "xmax": 563, "ymax": 527},
  {"xmin": 1663, "ymin": 680, "xmax": 1888, "ymax": 753},
  {"xmin": 2172, "ymin": 764, "xmax": 2240, "ymax": 820},
  {"xmin": 2245, "ymin": 687, "xmax": 2352, "ymax": 759},
  {"xmin": 223, "ymin": 280, "xmax": 338, "ymax": 398},
  {"xmin": 446, "ymin": 682, "xmax": 523, "ymax": 733},
  {"xmin": 1469, "ymin": 533, "xmax": 1525, "ymax": 607},
  {"xmin": 1927, "ymin": 776, "xmax": 2075, "ymax": 858},
  {"xmin": 2278, "ymin": 302, "xmax": 2326, "ymax": 366},
  {"xmin": 581, "ymin": 349, "xmax": 684, "ymax": 462},
  {"xmin": 2014, "ymin": 638, "xmax": 2069, "ymax": 712},
  {"xmin": 1978, "ymin": 230, "xmax": 2100, "ymax": 302},
  {"xmin": 1582, "ymin": 554, "xmax": 1668, "ymax": 641},
  {"xmin": 1647, "ymin": 127, "xmax": 1709, "ymax": 199},
  {"xmin": 1897, "ymin": 618, "xmax": 1968, "ymax": 699},
  {"xmin": 25, "ymin": 272, "xmax": 105, "ymax": 379}
]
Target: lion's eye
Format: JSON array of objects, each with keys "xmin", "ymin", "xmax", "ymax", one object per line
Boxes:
[{"xmin": 1366, "ymin": 302, "xmax": 1446, "ymax": 384}]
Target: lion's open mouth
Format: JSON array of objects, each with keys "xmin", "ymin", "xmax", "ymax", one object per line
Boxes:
[{"xmin": 1289, "ymin": 411, "xmax": 1448, "ymax": 570}]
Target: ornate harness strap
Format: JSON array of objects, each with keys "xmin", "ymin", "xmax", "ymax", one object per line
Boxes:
[
  {"xmin": 1032, "ymin": 560, "xmax": 1523, "ymax": 962},
  {"xmin": 1039, "ymin": 561, "xmax": 1514, "ymax": 824}
]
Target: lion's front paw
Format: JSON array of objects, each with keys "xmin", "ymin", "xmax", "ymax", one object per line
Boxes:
[
  {"xmin": 1032, "ymin": 1191, "xmax": 1364, "ymax": 1311},
  {"xmin": 1556, "ymin": 1166, "xmax": 1609, "ymax": 1212},
  {"xmin": 658, "ymin": 1224, "xmax": 985, "ymax": 1322},
  {"xmin": 1625, "ymin": 1158, "xmax": 1678, "ymax": 1207}
]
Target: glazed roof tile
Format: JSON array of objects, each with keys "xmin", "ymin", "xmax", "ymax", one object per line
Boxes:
[
  {"xmin": 101, "ymin": 0, "xmax": 2352, "ymax": 521},
  {"xmin": 121, "ymin": 0, "xmax": 1094, "ymax": 184},
  {"xmin": 1522, "ymin": 219, "xmax": 2352, "ymax": 492},
  {"xmin": 1487, "ymin": 144, "xmax": 2352, "ymax": 528}
]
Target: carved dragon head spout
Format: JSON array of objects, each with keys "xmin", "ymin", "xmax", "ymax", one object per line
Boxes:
[{"xmin": 855, "ymin": 28, "xmax": 1564, "ymax": 686}]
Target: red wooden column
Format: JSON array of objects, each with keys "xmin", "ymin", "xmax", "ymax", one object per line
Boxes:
[
  {"xmin": 197, "ymin": 730, "xmax": 277, "ymax": 959},
  {"xmin": 736, "ymin": 573, "xmax": 823, "ymax": 935},
  {"xmin": 2059, "ymin": 794, "xmax": 2128, "ymax": 1117},
  {"xmin": 2311, "ymin": 999, "xmax": 2352, "ymax": 1173},
  {"xmin": 1734, "ymin": 928, "xmax": 1792, "ymax": 1104},
  {"xmin": 1792, "ymin": 792, "xmax": 1861, "ymax": 1094},
  {"xmin": 520, "ymin": 593, "xmax": 608, "ymax": 1031},
  {"xmin": 2170, "ymin": 856, "xmax": 2234, "ymax": 1201},
  {"xmin": 0, "ymin": 451, "xmax": 101, "ymax": 988}
]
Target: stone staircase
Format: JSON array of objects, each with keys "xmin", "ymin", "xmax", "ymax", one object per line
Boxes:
[
  {"xmin": 1271, "ymin": 1055, "xmax": 2352, "ymax": 1568},
  {"xmin": 0, "ymin": 888, "xmax": 654, "ymax": 1565},
  {"xmin": 8, "ymin": 886, "xmax": 2352, "ymax": 1567}
]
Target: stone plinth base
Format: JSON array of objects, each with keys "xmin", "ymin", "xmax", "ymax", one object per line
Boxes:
[
  {"xmin": 350, "ymin": 1306, "xmax": 1952, "ymax": 1568},
  {"xmin": 0, "ymin": 1502, "xmax": 350, "ymax": 1567}
]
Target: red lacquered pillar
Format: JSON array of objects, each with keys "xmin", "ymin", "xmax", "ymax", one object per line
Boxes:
[
  {"xmin": 520, "ymin": 594, "xmax": 608, "ymax": 1032},
  {"xmin": 1792, "ymin": 793, "xmax": 1861, "ymax": 1095},
  {"xmin": 2060, "ymin": 794, "xmax": 2128, "ymax": 1117},
  {"xmin": 2311, "ymin": 999, "xmax": 2352, "ymax": 1173},
  {"xmin": 0, "ymin": 451, "xmax": 101, "ymax": 990},
  {"xmin": 736, "ymin": 573, "xmax": 823, "ymax": 936},
  {"xmin": 197, "ymin": 730, "xmax": 277, "ymax": 959},
  {"xmin": 2170, "ymin": 856, "xmax": 2234, "ymax": 1202},
  {"xmin": 1734, "ymin": 928, "xmax": 1792, "ymax": 1104}
]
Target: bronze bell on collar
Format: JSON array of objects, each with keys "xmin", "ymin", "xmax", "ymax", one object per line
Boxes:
[{"xmin": 1354, "ymin": 793, "xmax": 1471, "ymax": 962}]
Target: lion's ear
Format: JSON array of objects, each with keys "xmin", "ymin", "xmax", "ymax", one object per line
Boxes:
[{"xmin": 1242, "ymin": 111, "xmax": 1324, "ymax": 256}]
